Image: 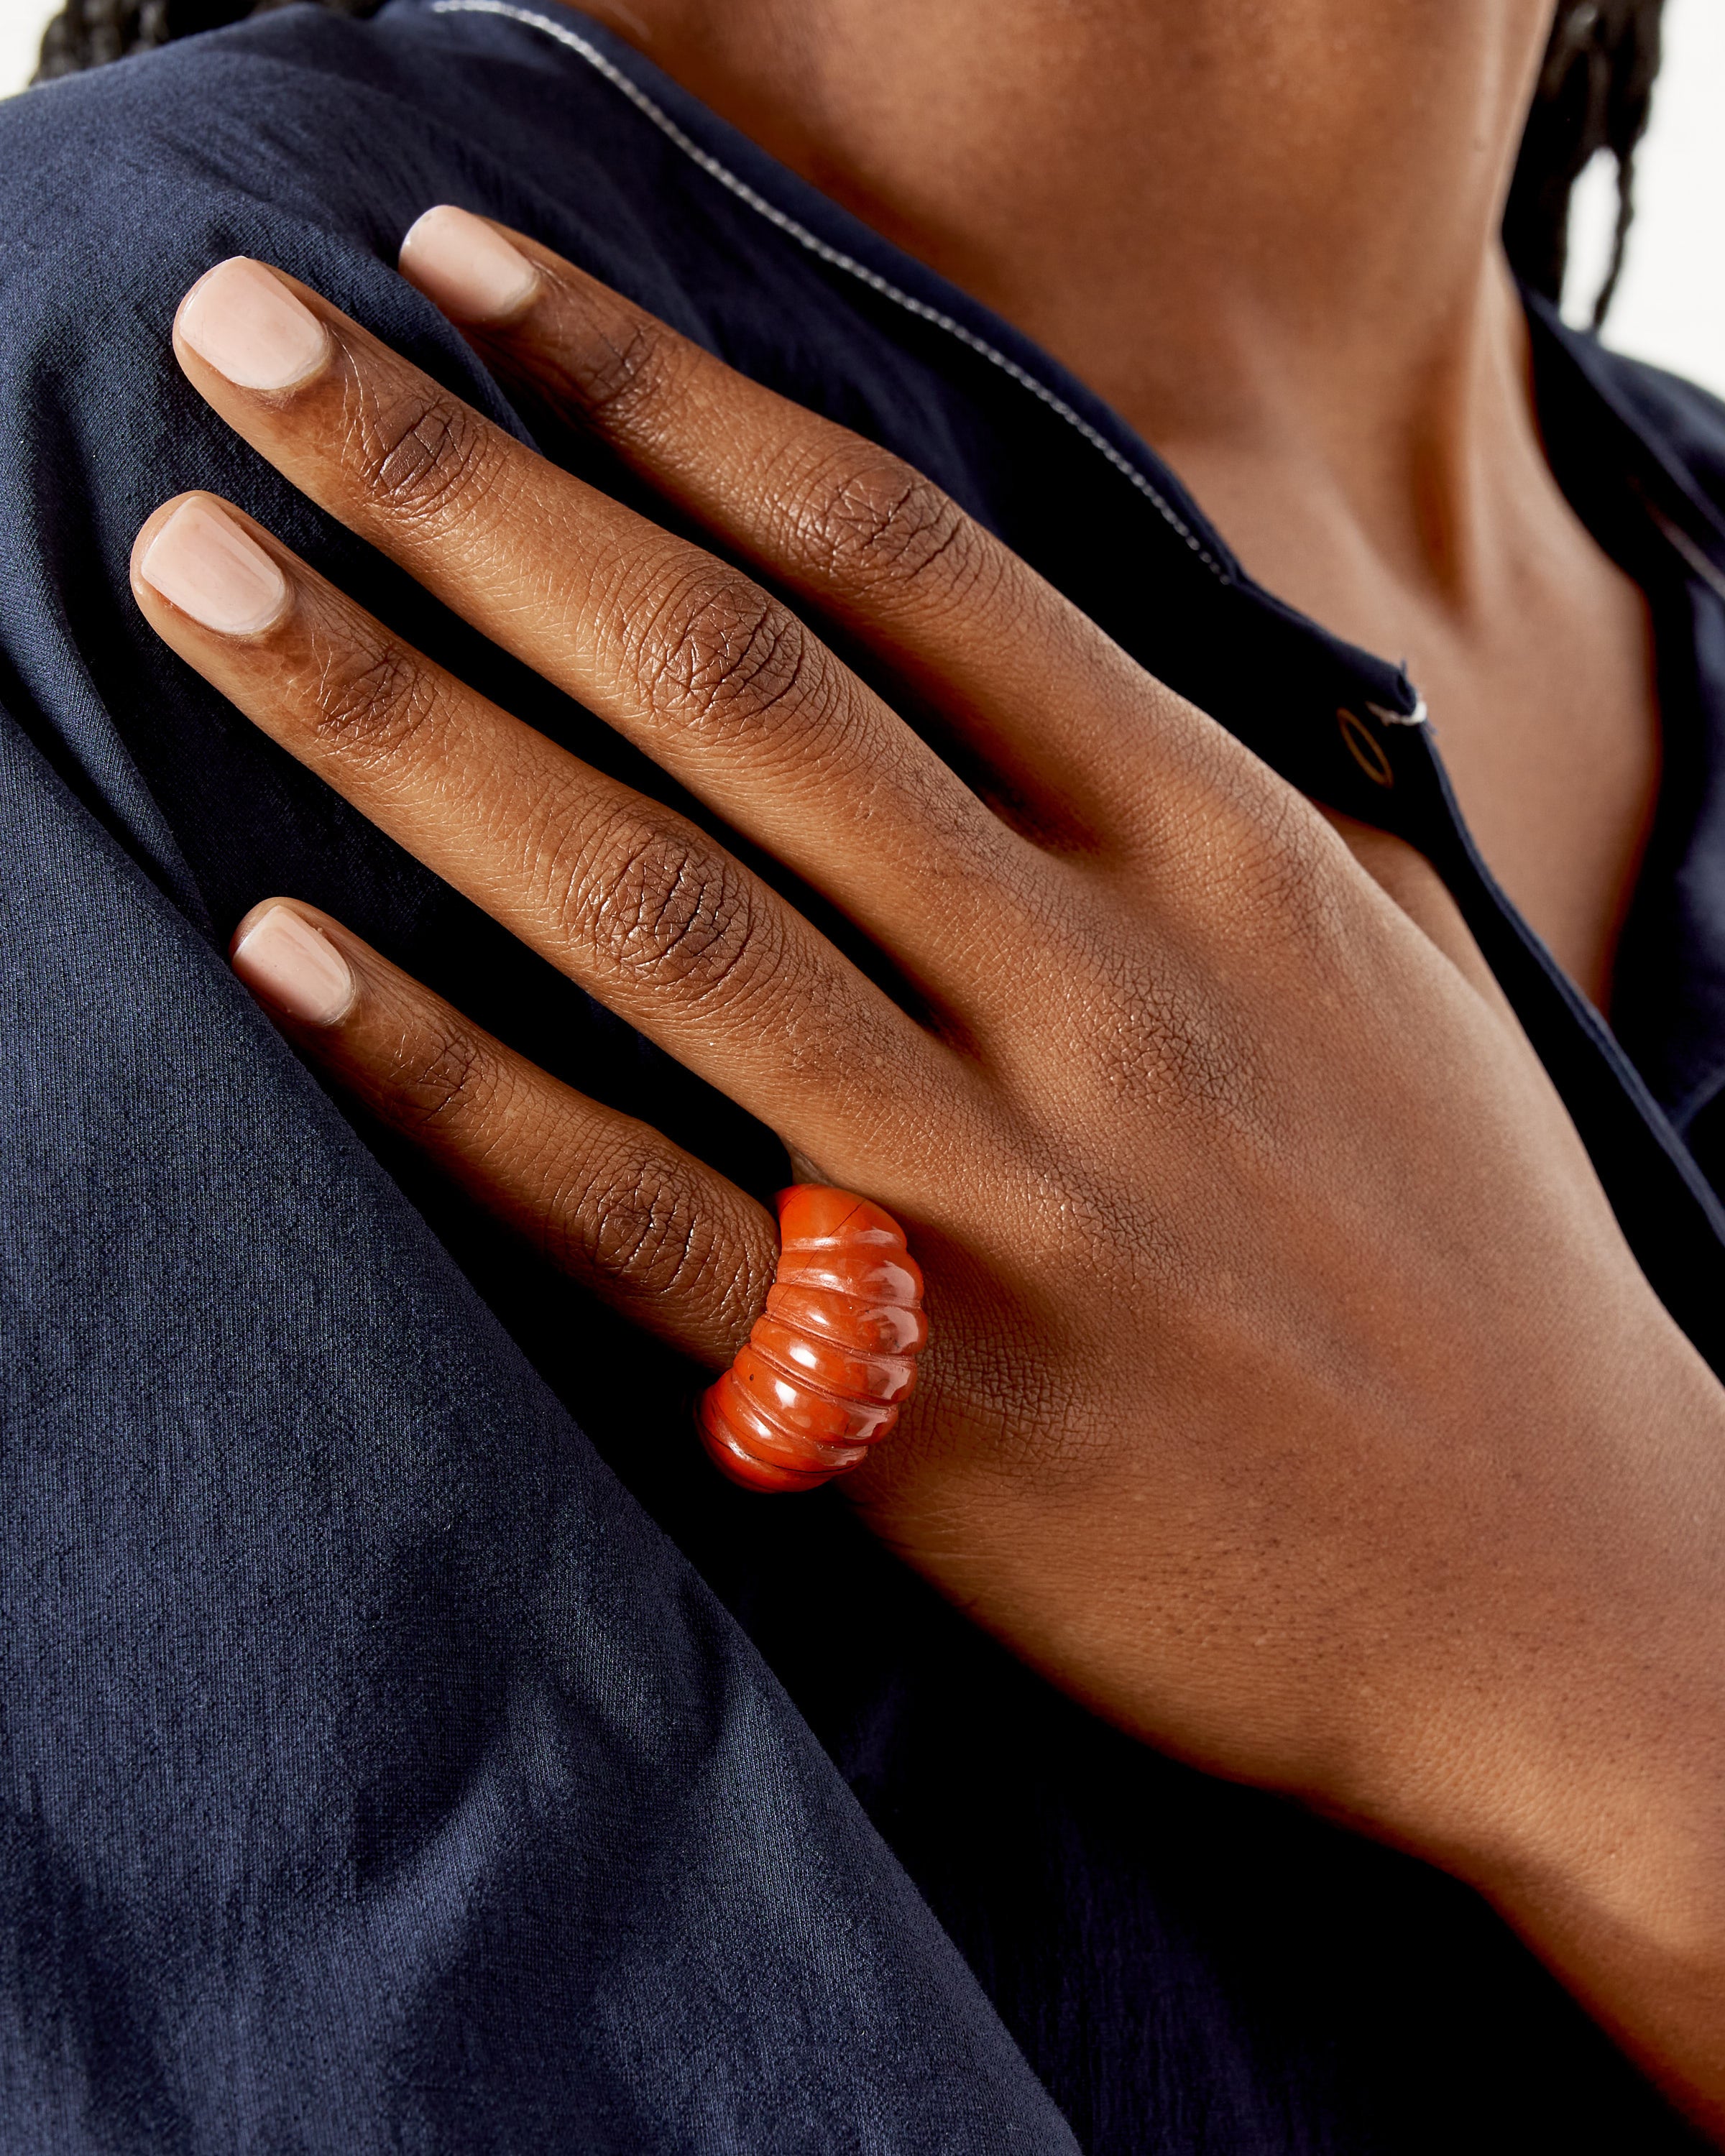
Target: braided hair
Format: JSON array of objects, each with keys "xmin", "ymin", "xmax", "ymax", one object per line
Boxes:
[
  {"xmin": 1505, "ymin": 0, "xmax": 1667, "ymax": 326},
  {"xmin": 32, "ymin": 0, "xmax": 380, "ymax": 80},
  {"xmin": 35, "ymin": 0, "xmax": 1667, "ymax": 328}
]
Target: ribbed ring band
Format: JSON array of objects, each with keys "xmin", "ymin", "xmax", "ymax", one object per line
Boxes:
[{"xmin": 696, "ymin": 1186, "xmax": 927, "ymax": 1493}]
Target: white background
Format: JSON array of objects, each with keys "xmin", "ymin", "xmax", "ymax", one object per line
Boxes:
[{"xmin": 3, "ymin": 0, "xmax": 1723, "ymax": 396}]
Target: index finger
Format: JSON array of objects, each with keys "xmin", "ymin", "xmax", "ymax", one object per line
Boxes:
[{"xmin": 398, "ymin": 206, "xmax": 1207, "ymax": 839}]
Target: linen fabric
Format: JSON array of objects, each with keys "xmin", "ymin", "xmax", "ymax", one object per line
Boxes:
[{"xmin": 2, "ymin": 5, "xmax": 1722, "ymax": 2147}]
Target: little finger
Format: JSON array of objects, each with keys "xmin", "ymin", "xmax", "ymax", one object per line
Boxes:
[{"xmin": 229, "ymin": 896, "xmax": 778, "ymax": 1368}]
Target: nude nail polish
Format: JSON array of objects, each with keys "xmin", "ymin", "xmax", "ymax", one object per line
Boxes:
[
  {"xmin": 232, "ymin": 908, "xmax": 354, "ymax": 1027},
  {"xmin": 399, "ymin": 205, "xmax": 539, "ymax": 326},
  {"xmin": 178, "ymin": 258, "xmax": 330, "ymax": 391},
  {"xmin": 138, "ymin": 498, "xmax": 289, "ymax": 636}
]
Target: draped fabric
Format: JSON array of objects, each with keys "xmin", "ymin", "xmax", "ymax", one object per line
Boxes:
[{"xmin": 4, "ymin": 6, "xmax": 1722, "ymax": 2146}]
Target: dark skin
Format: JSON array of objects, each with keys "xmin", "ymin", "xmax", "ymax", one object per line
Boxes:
[
  {"xmin": 580, "ymin": 0, "xmax": 1661, "ymax": 1008},
  {"xmin": 122, "ymin": 0, "xmax": 1722, "ymax": 2131}
]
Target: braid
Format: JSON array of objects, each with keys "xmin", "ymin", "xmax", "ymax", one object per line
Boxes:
[
  {"xmin": 33, "ymin": 0, "xmax": 380, "ymax": 83},
  {"xmin": 1504, "ymin": 0, "xmax": 1667, "ymax": 326}
]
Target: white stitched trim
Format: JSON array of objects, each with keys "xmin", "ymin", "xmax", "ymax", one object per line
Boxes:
[
  {"xmin": 428, "ymin": 0, "xmax": 1230, "ymax": 580},
  {"xmin": 1367, "ymin": 696, "xmax": 1428, "ymax": 727},
  {"xmin": 1647, "ymin": 501, "xmax": 1725, "ymax": 610}
]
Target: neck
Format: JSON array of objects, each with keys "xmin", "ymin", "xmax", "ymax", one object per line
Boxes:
[{"xmin": 576, "ymin": 0, "xmax": 1558, "ymax": 607}]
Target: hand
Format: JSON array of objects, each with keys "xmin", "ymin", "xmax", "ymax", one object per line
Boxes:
[{"xmin": 132, "ymin": 218, "xmax": 1725, "ymax": 2129}]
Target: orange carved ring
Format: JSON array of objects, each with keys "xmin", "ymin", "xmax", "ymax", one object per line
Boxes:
[{"xmin": 696, "ymin": 1186, "xmax": 929, "ymax": 1493}]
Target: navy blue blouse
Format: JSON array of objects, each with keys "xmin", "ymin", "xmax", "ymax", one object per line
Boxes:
[{"xmin": 3, "ymin": 4, "xmax": 1723, "ymax": 2147}]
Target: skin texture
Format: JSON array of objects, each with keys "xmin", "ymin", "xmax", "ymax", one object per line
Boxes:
[
  {"xmin": 570, "ymin": 0, "xmax": 1662, "ymax": 1012},
  {"xmin": 130, "ymin": 235, "xmax": 1725, "ymax": 2132}
]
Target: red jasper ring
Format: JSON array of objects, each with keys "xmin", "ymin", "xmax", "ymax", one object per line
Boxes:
[{"xmin": 696, "ymin": 1186, "xmax": 929, "ymax": 1493}]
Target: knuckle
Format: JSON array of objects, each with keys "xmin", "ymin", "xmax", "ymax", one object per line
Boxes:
[
  {"xmin": 344, "ymin": 372, "xmax": 500, "ymax": 525},
  {"xmin": 794, "ymin": 446, "xmax": 983, "ymax": 597},
  {"xmin": 1159, "ymin": 734, "xmax": 1346, "ymax": 948},
  {"xmin": 309, "ymin": 631, "xmax": 441, "ymax": 763},
  {"xmin": 589, "ymin": 1158, "xmax": 705, "ymax": 1293},
  {"xmin": 392, "ymin": 1015, "xmax": 498, "ymax": 1130},
  {"xmin": 631, "ymin": 561, "xmax": 814, "ymax": 739},
  {"xmin": 1021, "ymin": 874, "xmax": 1262, "ymax": 1128},
  {"xmin": 556, "ymin": 308, "xmax": 678, "ymax": 430},
  {"xmin": 574, "ymin": 1156, "xmax": 775, "ymax": 1359},
  {"xmin": 586, "ymin": 1160, "xmax": 743, "ymax": 1307},
  {"xmin": 561, "ymin": 811, "xmax": 777, "ymax": 1004},
  {"xmin": 1103, "ymin": 954, "xmax": 1263, "ymax": 1125},
  {"xmin": 1225, "ymin": 787, "xmax": 1344, "ymax": 944},
  {"xmin": 704, "ymin": 1220, "xmax": 778, "ymax": 1354}
]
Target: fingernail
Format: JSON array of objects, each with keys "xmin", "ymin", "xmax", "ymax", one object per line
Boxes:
[
  {"xmin": 232, "ymin": 907, "xmax": 354, "ymax": 1027},
  {"xmin": 178, "ymin": 257, "xmax": 330, "ymax": 391},
  {"xmin": 400, "ymin": 206, "xmax": 539, "ymax": 326},
  {"xmin": 138, "ymin": 498, "xmax": 289, "ymax": 636}
]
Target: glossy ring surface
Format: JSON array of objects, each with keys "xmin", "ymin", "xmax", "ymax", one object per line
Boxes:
[{"xmin": 697, "ymin": 1186, "xmax": 928, "ymax": 1493}]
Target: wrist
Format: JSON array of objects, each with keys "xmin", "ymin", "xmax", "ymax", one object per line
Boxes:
[
  {"xmin": 1466, "ymin": 1768, "xmax": 1725, "ymax": 2135},
  {"xmin": 1331, "ymin": 1622, "xmax": 1725, "ymax": 2134},
  {"xmin": 1350, "ymin": 1328, "xmax": 1725, "ymax": 2132}
]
